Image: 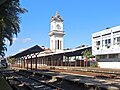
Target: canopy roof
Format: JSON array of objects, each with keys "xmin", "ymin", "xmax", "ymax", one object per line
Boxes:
[
  {"xmin": 11, "ymin": 45, "xmax": 44, "ymax": 58},
  {"xmin": 11, "ymin": 45, "xmax": 92, "ymax": 58},
  {"xmin": 36, "ymin": 46, "xmax": 92, "ymax": 57},
  {"xmin": 59, "ymin": 46, "xmax": 92, "ymax": 57}
]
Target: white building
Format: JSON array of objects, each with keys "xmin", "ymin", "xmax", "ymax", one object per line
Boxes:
[
  {"xmin": 49, "ymin": 11, "xmax": 65, "ymax": 52},
  {"xmin": 92, "ymin": 25, "xmax": 120, "ymax": 68}
]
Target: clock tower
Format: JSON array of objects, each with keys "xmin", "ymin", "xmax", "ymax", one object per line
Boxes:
[{"xmin": 49, "ymin": 11, "xmax": 65, "ymax": 52}]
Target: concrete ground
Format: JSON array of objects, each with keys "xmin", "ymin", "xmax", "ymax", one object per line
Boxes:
[
  {"xmin": 0, "ymin": 73, "xmax": 13, "ymax": 90},
  {"xmin": 10, "ymin": 66, "xmax": 120, "ymax": 90}
]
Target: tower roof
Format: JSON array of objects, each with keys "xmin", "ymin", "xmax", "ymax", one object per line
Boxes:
[{"xmin": 51, "ymin": 11, "xmax": 64, "ymax": 22}]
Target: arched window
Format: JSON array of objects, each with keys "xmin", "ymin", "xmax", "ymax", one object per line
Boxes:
[{"xmin": 58, "ymin": 40, "xmax": 59, "ymax": 49}]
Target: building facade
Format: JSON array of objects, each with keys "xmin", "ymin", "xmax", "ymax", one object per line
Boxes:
[
  {"xmin": 92, "ymin": 25, "xmax": 120, "ymax": 68},
  {"xmin": 49, "ymin": 11, "xmax": 65, "ymax": 52}
]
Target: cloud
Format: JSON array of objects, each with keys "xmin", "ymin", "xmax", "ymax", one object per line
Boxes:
[
  {"xmin": 18, "ymin": 48, "xmax": 26, "ymax": 52},
  {"xmin": 22, "ymin": 38, "xmax": 31, "ymax": 43}
]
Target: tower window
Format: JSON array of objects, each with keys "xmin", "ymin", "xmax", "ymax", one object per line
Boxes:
[{"xmin": 58, "ymin": 40, "xmax": 59, "ymax": 49}]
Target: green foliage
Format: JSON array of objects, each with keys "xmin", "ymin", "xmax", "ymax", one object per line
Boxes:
[
  {"xmin": 7, "ymin": 57, "xmax": 16, "ymax": 64},
  {"xmin": 82, "ymin": 50, "xmax": 92, "ymax": 60},
  {"xmin": 0, "ymin": 0, "xmax": 7, "ymax": 6},
  {"xmin": 0, "ymin": 0, "xmax": 27, "ymax": 57},
  {"xmin": 91, "ymin": 61, "xmax": 98, "ymax": 67}
]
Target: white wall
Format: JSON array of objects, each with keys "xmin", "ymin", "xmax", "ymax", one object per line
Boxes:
[
  {"xmin": 50, "ymin": 18, "xmax": 64, "ymax": 52},
  {"xmin": 98, "ymin": 62, "xmax": 120, "ymax": 69},
  {"xmin": 50, "ymin": 35, "xmax": 64, "ymax": 52},
  {"xmin": 92, "ymin": 25, "xmax": 120, "ymax": 55}
]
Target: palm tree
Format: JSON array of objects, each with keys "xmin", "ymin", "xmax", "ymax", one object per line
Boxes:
[
  {"xmin": 0, "ymin": 0, "xmax": 27, "ymax": 57},
  {"xmin": 0, "ymin": 0, "xmax": 7, "ymax": 6},
  {"xmin": 82, "ymin": 50, "xmax": 92, "ymax": 67}
]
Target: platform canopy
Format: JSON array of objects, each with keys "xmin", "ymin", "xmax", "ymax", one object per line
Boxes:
[
  {"xmin": 36, "ymin": 46, "xmax": 92, "ymax": 57},
  {"xmin": 63, "ymin": 46, "xmax": 92, "ymax": 57},
  {"xmin": 11, "ymin": 45, "xmax": 44, "ymax": 58}
]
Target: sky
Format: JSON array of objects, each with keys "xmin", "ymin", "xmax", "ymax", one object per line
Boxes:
[{"xmin": 5, "ymin": 0, "xmax": 120, "ymax": 57}]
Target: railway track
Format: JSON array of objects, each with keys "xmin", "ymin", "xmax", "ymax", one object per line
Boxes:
[
  {"xmin": 1, "ymin": 69, "xmax": 120, "ymax": 90},
  {"xmin": 1, "ymin": 70, "xmax": 63, "ymax": 90},
  {"xmin": 51, "ymin": 68, "xmax": 120, "ymax": 79},
  {"xmin": 1, "ymin": 69, "xmax": 90, "ymax": 90}
]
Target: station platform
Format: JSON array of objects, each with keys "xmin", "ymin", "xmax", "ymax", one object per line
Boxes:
[{"xmin": 14, "ymin": 67, "xmax": 120, "ymax": 90}]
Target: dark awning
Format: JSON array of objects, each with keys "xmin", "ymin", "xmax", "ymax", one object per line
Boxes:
[
  {"xmin": 11, "ymin": 45, "xmax": 44, "ymax": 58},
  {"xmin": 64, "ymin": 46, "xmax": 92, "ymax": 57}
]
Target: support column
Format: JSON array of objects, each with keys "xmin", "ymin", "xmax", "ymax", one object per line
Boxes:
[
  {"xmin": 35, "ymin": 55, "xmax": 37, "ymax": 70},
  {"xmin": 43, "ymin": 56, "xmax": 44, "ymax": 66},
  {"xmin": 40, "ymin": 58, "xmax": 42, "ymax": 67},
  {"xmin": 20, "ymin": 58, "xmax": 22, "ymax": 68},
  {"xmin": 61, "ymin": 55, "xmax": 63, "ymax": 66},
  {"xmin": 43, "ymin": 57, "xmax": 45, "ymax": 66},
  {"xmin": 23, "ymin": 57, "xmax": 25, "ymax": 68},
  {"xmin": 46, "ymin": 57, "xmax": 48, "ymax": 66},
  {"xmin": 51, "ymin": 55, "xmax": 53, "ymax": 66},
  {"xmin": 65, "ymin": 56, "xmax": 66, "ymax": 66},
  {"xmin": 75, "ymin": 56, "xmax": 76, "ymax": 67},
  {"xmin": 31, "ymin": 56, "xmax": 32, "ymax": 70},
  {"xmin": 26, "ymin": 57, "xmax": 28, "ymax": 70},
  {"xmin": 19, "ymin": 58, "xmax": 20, "ymax": 68}
]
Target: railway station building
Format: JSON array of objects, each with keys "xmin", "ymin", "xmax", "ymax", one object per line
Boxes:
[
  {"xmin": 11, "ymin": 11, "xmax": 93, "ymax": 70},
  {"xmin": 11, "ymin": 11, "xmax": 120, "ymax": 69},
  {"xmin": 92, "ymin": 25, "xmax": 120, "ymax": 68}
]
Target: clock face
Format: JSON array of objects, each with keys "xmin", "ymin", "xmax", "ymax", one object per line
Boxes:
[{"xmin": 56, "ymin": 24, "xmax": 61, "ymax": 29}]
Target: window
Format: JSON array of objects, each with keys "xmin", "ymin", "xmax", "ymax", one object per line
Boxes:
[
  {"xmin": 108, "ymin": 39, "xmax": 111, "ymax": 44},
  {"xmin": 105, "ymin": 39, "xmax": 107, "ymax": 45},
  {"xmin": 117, "ymin": 37, "xmax": 120, "ymax": 42},
  {"xmin": 105, "ymin": 39, "xmax": 111, "ymax": 46},
  {"xmin": 96, "ymin": 41, "xmax": 100, "ymax": 46},
  {"xmin": 100, "ymin": 55, "xmax": 107, "ymax": 59},
  {"xmin": 55, "ymin": 40, "xmax": 60, "ymax": 50},
  {"xmin": 58, "ymin": 40, "xmax": 59, "ymax": 49},
  {"xmin": 109, "ymin": 54, "xmax": 118, "ymax": 58}
]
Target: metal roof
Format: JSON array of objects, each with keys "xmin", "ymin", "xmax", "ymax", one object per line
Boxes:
[
  {"xmin": 11, "ymin": 45, "xmax": 44, "ymax": 58},
  {"xmin": 37, "ymin": 46, "xmax": 92, "ymax": 57},
  {"xmin": 11, "ymin": 45, "xmax": 92, "ymax": 59}
]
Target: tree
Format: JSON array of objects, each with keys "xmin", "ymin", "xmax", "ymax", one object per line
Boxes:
[
  {"xmin": 82, "ymin": 50, "xmax": 92, "ymax": 67},
  {"xmin": 0, "ymin": 0, "xmax": 7, "ymax": 6},
  {"xmin": 7, "ymin": 57, "xmax": 16, "ymax": 64},
  {"xmin": 0, "ymin": 0, "xmax": 27, "ymax": 57}
]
